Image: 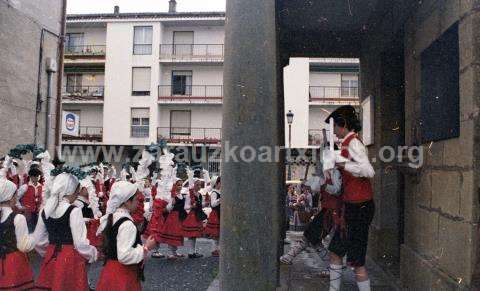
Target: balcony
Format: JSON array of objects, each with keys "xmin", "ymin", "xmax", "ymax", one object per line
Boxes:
[
  {"xmin": 159, "ymin": 44, "xmax": 224, "ymax": 62},
  {"xmin": 309, "ymin": 86, "xmax": 360, "ymax": 105},
  {"xmin": 65, "ymin": 45, "xmax": 106, "ymax": 56},
  {"xmin": 62, "ymin": 86, "xmax": 104, "ymax": 102},
  {"xmin": 157, "ymin": 127, "xmax": 221, "ymax": 145},
  {"xmin": 158, "ymin": 85, "xmax": 223, "ymax": 104},
  {"xmin": 62, "ymin": 126, "xmax": 103, "ymax": 143}
]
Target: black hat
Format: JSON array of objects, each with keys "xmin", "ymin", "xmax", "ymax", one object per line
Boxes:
[
  {"xmin": 28, "ymin": 167, "xmax": 42, "ymax": 177},
  {"xmin": 52, "ymin": 156, "xmax": 65, "ymax": 166},
  {"xmin": 324, "ymin": 105, "xmax": 361, "ymax": 132}
]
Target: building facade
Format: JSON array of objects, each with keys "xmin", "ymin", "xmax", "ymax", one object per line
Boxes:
[
  {"xmin": 0, "ymin": 0, "xmax": 66, "ymax": 155},
  {"xmin": 61, "ymin": 8, "xmax": 224, "ymax": 173}
]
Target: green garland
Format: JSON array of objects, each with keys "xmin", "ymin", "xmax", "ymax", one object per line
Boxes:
[
  {"xmin": 8, "ymin": 144, "xmax": 45, "ymax": 159},
  {"xmin": 51, "ymin": 166, "xmax": 88, "ymax": 180}
]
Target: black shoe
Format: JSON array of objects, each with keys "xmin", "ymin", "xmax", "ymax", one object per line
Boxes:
[{"xmin": 188, "ymin": 253, "xmax": 204, "ymax": 259}]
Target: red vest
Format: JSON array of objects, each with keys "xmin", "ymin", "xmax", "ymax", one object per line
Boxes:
[
  {"xmin": 22, "ymin": 183, "xmax": 43, "ymax": 213},
  {"xmin": 340, "ymin": 133, "xmax": 373, "ymax": 203}
]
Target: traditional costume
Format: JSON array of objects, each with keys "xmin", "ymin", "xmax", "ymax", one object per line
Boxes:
[
  {"xmin": 204, "ymin": 175, "xmax": 221, "ymax": 256},
  {"xmin": 33, "ymin": 172, "xmax": 98, "ymax": 291},
  {"xmin": 0, "ymin": 179, "xmax": 36, "ymax": 291},
  {"xmin": 324, "ymin": 105, "xmax": 375, "ymax": 291},
  {"xmin": 74, "ymin": 178, "xmax": 103, "ymax": 248},
  {"xmin": 96, "ymin": 181, "xmax": 148, "ymax": 291},
  {"xmin": 18, "ymin": 167, "xmax": 43, "ymax": 231}
]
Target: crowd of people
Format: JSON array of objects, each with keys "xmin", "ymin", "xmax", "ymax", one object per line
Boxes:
[{"xmin": 0, "ymin": 146, "xmax": 221, "ymax": 291}]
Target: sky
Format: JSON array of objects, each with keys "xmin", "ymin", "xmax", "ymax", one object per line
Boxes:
[{"xmin": 67, "ymin": 0, "xmax": 226, "ymax": 14}]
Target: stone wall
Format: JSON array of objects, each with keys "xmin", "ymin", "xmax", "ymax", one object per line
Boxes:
[
  {"xmin": 400, "ymin": 0, "xmax": 480, "ymax": 289},
  {"xmin": 0, "ymin": 0, "xmax": 64, "ymax": 156}
]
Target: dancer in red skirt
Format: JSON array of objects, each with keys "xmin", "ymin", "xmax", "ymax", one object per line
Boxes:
[
  {"xmin": 182, "ymin": 169, "xmax": 208, "ymax": 259},
  {"xmin": 0, "ymin": 178, "xmax": 36, "ymax": 291},
  {"xmin": 33, "ymin": 171, "xmax": 98, "ymax": 291},
  {"xmin": 96, "ymin": 181, "xmax": 156, "ymax": 291},
  {"xmin": 159, "ymin": 178, "xmax": 187, "ymax": 260},
  {"xmin": 18, "ymin": 167, "xmax": 43, "ymax": 231},
  {"xmin": 204, "ymin": 175, "xmax": 221, "ymax": 256},
  {"xmin": 74, "ymin": 178, "xmax": 103, "ymax": 248},
  {"xmin": 144, "ymin": 178, "xmax": 168, "ymax": 259}
]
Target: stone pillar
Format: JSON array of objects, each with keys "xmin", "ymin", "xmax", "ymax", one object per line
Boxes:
[{"xmin": 220, "ymin": 0, "xmax": 282, "ymax": 290}]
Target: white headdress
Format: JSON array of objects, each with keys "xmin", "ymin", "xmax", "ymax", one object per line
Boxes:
[
  {"xmin": 97, "ymin": 181, "xmax": 138, "ymax": 235},
  {"xmin": 0, "ymin": 178, "xmax": 17, "ymax": 203},
  {"xmin": 43, "ymin": 173, "xmax": 79, "ymax": 219}
]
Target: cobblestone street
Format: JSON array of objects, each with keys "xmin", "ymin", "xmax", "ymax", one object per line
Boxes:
[{"xmin": 30, "ymin": 238, "xmax": 219, "ymax": 291}]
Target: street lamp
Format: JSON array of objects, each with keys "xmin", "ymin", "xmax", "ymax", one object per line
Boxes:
[{"xmin": 286, "ymin": 110, "xmax": 294, "ymax": 180}]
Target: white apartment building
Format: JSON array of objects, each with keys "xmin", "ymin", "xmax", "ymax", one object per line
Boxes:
[
  {"xmin": 284, "ymin": 58, "xmax": 360, "ymax": 149},
  {"xmin": 60, "ymin": 5, "xmax": 359, "ymax": 175},
  {"xmin": 61, "ymin": 6, "xmax": 224, "ymax": 172}
]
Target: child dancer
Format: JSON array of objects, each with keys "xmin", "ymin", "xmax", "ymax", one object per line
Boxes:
[
  {"xmin": 18, "ymin": 167, "xmax": 43, "ymax": 231},
  {"xmin": 204, "ymin": 175, "xmax": 221, "ymax": 257},
  {"xmin": 96, "ymin": 181, "xmax": 156, "ymax": 291},
  {"xmin": 182, "ymin": 169, "xmax": 209, "ymax": 259},
  {"xmin": 159, "ymin": 178, "xmax": 187, "ymax": 260},
  {"xmin": 0, "ymin": 178, "xmax": 36, "ymax": 290},
  {"xmin": 74, "ymin": 178, "xmax": 103, "ymax": 248},
  {"xmin": 33, "ymin": 170, "xmax": 98, "ymax": 291}
]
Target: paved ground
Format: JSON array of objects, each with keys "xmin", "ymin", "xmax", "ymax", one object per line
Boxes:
[
  {"xmin": 30, "ymin": 238, "xmax": 219, "ymax": 291},
  {"xmin": 279, "ymin": 231, "xmax": 399, "ymax": 291}
]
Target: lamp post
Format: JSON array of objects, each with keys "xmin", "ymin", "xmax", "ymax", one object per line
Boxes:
[{"xmin": 286, "ymin": 110, "xmax": 294, "ymax": 180}]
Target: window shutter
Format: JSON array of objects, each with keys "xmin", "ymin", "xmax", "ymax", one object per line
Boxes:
[{"xmin": 132, "ymin": 68, "xmax": 151, "ymax": 93}]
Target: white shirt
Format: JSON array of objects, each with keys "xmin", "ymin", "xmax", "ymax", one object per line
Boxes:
[
  {"xmin": 33, "ymin": 199, "xmax": 98, "ymax": 263},
  {"xmin": 210, "ymin": 190, "xmax": 221, "ymax": 208},
  {"xmin": 324, "ymin": 169, "xmax": 342, "ymax": 196},
  {"xmin": 111, "ymin": 208, "xmax": 144, "ymax": 265},
  {"xmin": 0, "ymin": 206, "xmax": 36, "ymax": 252},
  {"xmin": 343, "ymin": 132, "xmax": 375, "ymax": 178},
  {"xmin": 73, "ymin": 196, "xmax": 93, "ymax": 222}
]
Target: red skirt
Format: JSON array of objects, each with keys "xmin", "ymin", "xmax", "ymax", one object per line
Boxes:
[
  {"xmin": 34, "ymin": 245, "xmax": 89, "ymax": 291},
  {"xmin": 204, "ymin": 209, "xmax": 220, "ymax": 239},
  {"xmin": 144, "ymin": 199, "xmax": 168, "ymax": 241},
  {"xmin": 159, "ymin": 211, "xmax": 184, "ymax": 247},
  {"xmin": 87, "ymin": 219, "xmax": 103, "ymax": 247},
  {"xmin": 182, "ymin": 211, "xmax": 203, "ymax": 238},
  {"xmin": 96, "ymin": 260, "xmax": 141, "ymax": 291},
  {"xmin": 0, "ymin": 251, "xmax": 34, "ymax": 291}
]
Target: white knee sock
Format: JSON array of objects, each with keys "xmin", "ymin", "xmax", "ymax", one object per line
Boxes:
[
  {"xmin": 329, "ymin": 264, "xmax": 343, "ymax": 291},
  {"xmin": 357, "ymin": 279, "xmax": 371, "ymax": 291},
  {"xmin": 186, "ymin": 238, "xmax": 197, "ymax": 254}
]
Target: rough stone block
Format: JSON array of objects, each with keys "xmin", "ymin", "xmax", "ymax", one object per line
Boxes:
[
  {"xmin": 440, "ymin": 0, "xmax": 461, "ymax": 35},
  {"xmin": 415, "ymin": 169, "xmax": 432, "ymax": 207},
  {"xmin": 438, "ymin": 217, "xmax": 474, "ymax": 283},
  {"xmin": 460, "ymin": 0, "xmax": 480, "ymax": 16},
  {"xmin": 432, "ymin": 170, "xmax": 461, "ymax": 216},
  {"xmin": 414, "ymin": 8, "xmax": 442, "ymax": 54},
  {"xmin": 444, "ymin": 120, "xmax": 475, "ymax": 167},
  {"xmin": 424, "ymin": 141, "xmax": 445, "ymax": 167},
  {"xmin": 405, "ymin": 207, "xmax": 439, "ymax": 258},
  {"xmin": 459, "ymin": 170, "xmax": 476, "ymax": 221}
]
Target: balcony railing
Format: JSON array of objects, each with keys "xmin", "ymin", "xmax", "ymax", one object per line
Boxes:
[
  {"xmin": 159, "ymin": 44, "xmax": 224, "ymax": 59},
  {"xmin": 158, "ymin": 85, "xmax": 223, "ymax": 102},
  {"xmin": 309, "ymin": 86, "xmax": 359, "ymax": 102},
  {"xmin": 62, "ymin": 126, "xmax": 103, "ymax": 142},
  {"xmin": 62, "ymin": 86, "xmax": 104, "ymax": 101},
  {"xmin": 157, "ymin": 127, "xmax": 221, "ymax": 144},
  {"xmin": 65, "ymin": 45, "xmax": 106, "ymax": 56}
]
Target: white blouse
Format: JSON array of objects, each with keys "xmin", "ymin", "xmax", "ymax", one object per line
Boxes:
[
  {"xmin": 343, "ymin": 132, "xmax": 375, "ymax": 178},
  {"xmin": 210, "ymin": 190, "xmax": 221, "ymax": 208},
  {"xmin": 33, "ymin": 199, "xmax": 98, "ymax": 263},
  {"xmin": 0, "ymin": 207, "xmax": 36, "ymax": 252},
  {"xmin": 111, "ymin": 208, "xmax": 145, "ymax": 265}
]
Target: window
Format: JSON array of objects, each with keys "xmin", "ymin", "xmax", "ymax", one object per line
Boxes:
[
  {"xmin": 65, "ymin": 33, "xmax": 84, "ymax": 53},
  {"xmin": 421, "ymin": 23, "xmax": 459, "ymax": 142},
  {"xmin": 171, "ymin": 71, "xmax": 192, "ymax": 95},
  {"xmin": 66, "ymin": 74, "xmax": 82, "ymax": 93},
  {"xmin": 133, "ymin": 26, "xmax": 153, "ymax": 55},
  {"xmin": 131, "ymin": 108, "xmax": 150, "ymax": 138},
  {"xmin": 173, "ymin": 31, "xmax": 194, "ymax": 55},
  {"xmin": 341, "ymin": 74, "xmax": 358, "ymax": 97},
  {"xmin": 132, "ymin": 67, "xmax": 151, "ymax": 96},
  {"xmin": 170, "ymin": 110, "xmax": 191, "ymax": 135}
]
